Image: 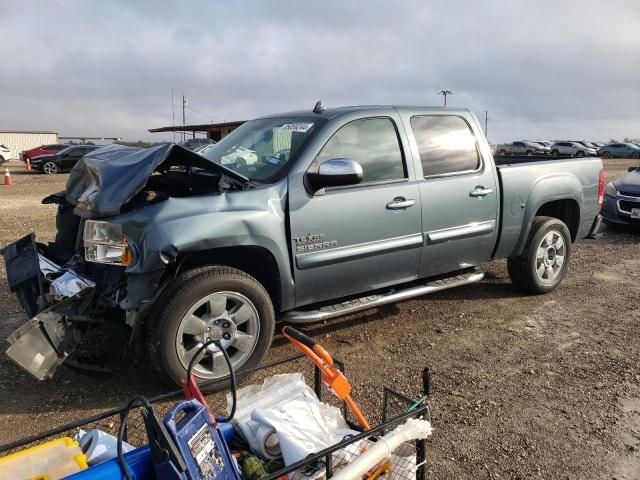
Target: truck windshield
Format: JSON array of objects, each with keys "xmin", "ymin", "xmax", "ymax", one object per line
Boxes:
[{"xmin": 201, "ymin": 117, "xmax": 323, "ymax": 182}]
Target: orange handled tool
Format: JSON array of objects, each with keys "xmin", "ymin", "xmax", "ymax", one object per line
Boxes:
[{"xmin": 282, "ymin": 326, "xmax": 370, "ymax": 430}]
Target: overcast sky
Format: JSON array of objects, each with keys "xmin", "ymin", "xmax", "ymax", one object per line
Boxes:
[{"xmin": 1, "ymin": 0, "xmax": 639, "ymax": 142}]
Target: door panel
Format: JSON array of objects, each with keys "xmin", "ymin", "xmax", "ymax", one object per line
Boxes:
[
  {"xmin": 289, "ymin": 182, "xmax": 422, "ymax": 306},
  {"xmin": 418, "ymin": 172, "xmax": 498, "ymax": 276},
  {"xmin": 402, "ymin": 113, "xmax": 499, "ymax": 277},
  {"xmin": 288, "ymin": 115, "xmax": 422, "ymax": 307}
]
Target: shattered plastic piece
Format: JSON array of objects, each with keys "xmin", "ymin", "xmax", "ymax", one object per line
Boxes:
[
  {"xmin": 49, "ymin": 271, "xmax": 96, "ymax": 300},
  {"xmin": 38, "ymin": 254, "xmax": 62, "ymax": 278}
]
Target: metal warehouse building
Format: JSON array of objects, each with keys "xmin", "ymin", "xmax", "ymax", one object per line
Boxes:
[{"xmin": 0, "ymin": 130, "xmax": 58, "ymax": 160}]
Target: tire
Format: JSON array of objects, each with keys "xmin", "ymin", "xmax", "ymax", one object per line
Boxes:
[
  {"xmin": 602, "ymin": 151, "xmax": 612, "ymax": 158},
  {"xmin": 43, "ymin": 161, "xmax": 59, "ymax": 174},
  {"xmin": 576, "ymin": 150, "xmax": 585, "ymax": 157},
  {"xmin": 507, "ymin": 216, "xmax": 572, "ymax": 294},
  {"xmin": 632, "ymin": 152, "xmax": 640, "ymax": 159},
  {"xmin": 526, "ymin": 150, "xmax": 533, "ymax": 156},
  {"xmin": 235, "ymin": 157, "xmax": 247, "ymax": 168},
  {"xmin": 551, "ymin": 149, "xmax": 559, "ymax": 156},
  {"xmin": 146, "ymin": 265, "xmax": 275, "ymax": 388},
  {"xmin": 499, "ymin": 150, "xmax": 507, "ymax": 156}
]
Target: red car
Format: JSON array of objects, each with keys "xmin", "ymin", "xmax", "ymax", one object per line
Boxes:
[{"xmin": 22, "ymin": 144, "xmax": 68, "ymax": 162}]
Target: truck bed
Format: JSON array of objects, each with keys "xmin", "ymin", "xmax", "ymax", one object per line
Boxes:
[
  {"xmin": 494, "ymin": 155, "xmax": 599, "ymax": 166},
  {"xmin": 494, "ymin": 156, "xmax": 602, "ymax": 259}
]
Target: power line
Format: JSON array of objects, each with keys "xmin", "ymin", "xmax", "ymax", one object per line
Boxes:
[{"xmin": 185, "ymin": 105, "xmax": 223, "ymax": 122}]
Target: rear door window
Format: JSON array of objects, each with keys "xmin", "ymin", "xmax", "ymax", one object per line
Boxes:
[{"xmin": 410, "ymin": 115, "xmax": 480, "ymax": 177}]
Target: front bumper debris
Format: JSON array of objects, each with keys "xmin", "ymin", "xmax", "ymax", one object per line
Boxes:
[
  {"xmin": 7, "ymin": 289, "xmax": 96, "ymax": 380},
  {"xmin": 1, "ymin": 234, "xmax": 98, "ymax": 380}
]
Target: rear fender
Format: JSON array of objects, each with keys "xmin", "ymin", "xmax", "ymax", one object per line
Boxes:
[{"xmin": 512, "ymin": 174, "xmax": 582, "ymax": 257}]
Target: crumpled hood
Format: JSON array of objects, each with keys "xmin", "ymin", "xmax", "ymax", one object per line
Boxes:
[
  {"xmin": 615, "ymin": 169, "xmax": 640, "ymax": 194},
  {"xmin": 65, "ymin": 143, "xmax": 248, "ymax": 218}
]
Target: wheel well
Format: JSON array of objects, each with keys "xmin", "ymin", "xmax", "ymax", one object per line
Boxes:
[
  {"xmin": 535, "ymin": 199, "xmax": 580, "ymax": 241},
  {"xmin": 175, "ymin": 246, "xmax": 281, "ymax": 311}
]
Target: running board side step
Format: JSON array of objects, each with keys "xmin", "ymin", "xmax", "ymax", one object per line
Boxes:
[{"xmin": 283, "ymin": 270, "xmax": 485, "ymax": 324}]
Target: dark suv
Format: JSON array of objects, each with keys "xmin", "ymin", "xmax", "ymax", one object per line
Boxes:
[{"xmin": 30, "ymin": 145, "xmax": 100, "ymax": 174}]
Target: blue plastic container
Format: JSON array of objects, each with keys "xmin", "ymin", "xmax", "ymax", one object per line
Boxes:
[
  {"xmin": 164, "ymin": 400, "xmax": 241, "ymax": 480},
  {"xmin": 64, "ymin": 445, "xmax": 154, "ymax": 480}
]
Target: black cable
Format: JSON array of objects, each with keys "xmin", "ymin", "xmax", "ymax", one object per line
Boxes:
[
  {"xmin": 117, "ymin": 395, "xmax": 152, "ymax": 480},
  {"xmin": 186, "ymin": 338, "xmax": 237, "ymax": 422}
]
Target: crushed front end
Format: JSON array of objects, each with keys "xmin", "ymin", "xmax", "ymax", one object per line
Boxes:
[{"xmin": 1, "ymin": 143, "xmax": 249, "ymax": 380}]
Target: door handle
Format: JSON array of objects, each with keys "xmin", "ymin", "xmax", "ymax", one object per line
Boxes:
[
  {"xmin": 469, "ymin": 186, "xmax": 494, "ymax": 197},
  {"xmin": 386, "ymin": 197, "xmax": 416, "ymax": 210}
]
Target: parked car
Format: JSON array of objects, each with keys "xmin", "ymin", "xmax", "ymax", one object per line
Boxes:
[
  {"xmin": 549, "ymin": 141, "xmax": 597, "ymax": 157},
  {"xmin": 571, "ymin": 141, "xmax": 599, "ymax": 150},
  {"xmin": 177, "ymin": 138, "xmax": 214, "ymax": 150},
  {"xmin": 0, "ymin": 144, "xmax": 12, "ymax": 164},
  {"xmin": 30, "ymin": 145, "xmax": 100, "ymax": 173},
  {"xmin": 597, "ymin": 143, "xmax": 640, "ymax": 159},
  {"xmin": 1, "ymin": 106, "xmax": 603, "ymax": 386},
  {"xmin": 600, "ymin": 165, "xmax": 640, "ymax": 228},
  {"xmin": 21, "ymin": 144, "xmax": 68, "ymax": 162},
  {"xmin": 496, "ymin": 141, "xmax": 549, "ymax": 156}
]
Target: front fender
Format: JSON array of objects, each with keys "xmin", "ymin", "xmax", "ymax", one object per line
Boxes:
[{"xmin": 113, "ymin": 181, "xmax": 294, "ymax": 311}]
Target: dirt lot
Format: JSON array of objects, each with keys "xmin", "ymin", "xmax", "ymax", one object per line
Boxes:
[{"xmin": 0, "ymin": 159, "xmax": 639, "ymax": 479}]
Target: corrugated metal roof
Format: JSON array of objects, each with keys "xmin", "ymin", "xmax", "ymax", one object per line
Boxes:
[{"xmin": 0, "ymin": 130, "xmax": 58, "ymax": 134}]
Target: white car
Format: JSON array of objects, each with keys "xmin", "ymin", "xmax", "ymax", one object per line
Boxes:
[
  {"xmin": 220, "ymin": 146, "xmax": 259, "ymax": 167},
  {"xmin": 0, "ymin": 144, "xmax": 13, "ymax": 164},
  {"xmin": 196, "ymin": 143, "xmax": 259, "ymax": 167},
  {"xmin": 549, "ymin": 141, "xmax": 597, "ymax": 157}
]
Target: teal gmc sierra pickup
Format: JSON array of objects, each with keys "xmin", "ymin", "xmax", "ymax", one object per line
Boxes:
[{"xmin": 2, "ymin": 104, "xmax": 604, "ymax": 385}]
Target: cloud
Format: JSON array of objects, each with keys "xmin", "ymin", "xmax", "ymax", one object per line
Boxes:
[{"xmin": 0, "ymin": 0, "xmax": 638, "ymax": 142}]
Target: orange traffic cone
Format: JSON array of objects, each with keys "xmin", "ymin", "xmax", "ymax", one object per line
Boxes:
[
  {"xmin": 25, "ymin": 158, "xmax": 31, "ymax": 171},
  {"xmin": 4, "ymin": 167, "xmax": 12, "ymax": 185}
]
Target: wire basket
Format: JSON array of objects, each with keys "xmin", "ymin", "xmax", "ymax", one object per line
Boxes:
[{"xmin": 0, "ymin": 354, "xmax": 431, "ymax": 480}]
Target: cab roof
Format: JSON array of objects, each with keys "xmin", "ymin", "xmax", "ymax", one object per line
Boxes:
[{"xmin": 258, "ymin": 105, "xmax": 471, "ymax": 120}]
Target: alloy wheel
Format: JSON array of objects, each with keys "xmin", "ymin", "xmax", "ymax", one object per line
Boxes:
[
  {"xmin": 175, "ymin": 291, "xmax": 260, "ymax": 379},
  {"xmin": 535, "ymin": 231, "xmax": 565, "ymax": 284}
]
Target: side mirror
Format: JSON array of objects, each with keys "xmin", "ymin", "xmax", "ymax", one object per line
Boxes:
[
  {"xmin": 629, "ymin": 166, "xmax": 639, "ymax": 172},
  {"xmin": 306, "ymin": 158, "xmax": 363, "ymax": 192}
]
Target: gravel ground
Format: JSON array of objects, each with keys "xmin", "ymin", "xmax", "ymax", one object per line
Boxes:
[{"xmin": 0, "ymin": 158, "xmax": 639, "ymax": 479}]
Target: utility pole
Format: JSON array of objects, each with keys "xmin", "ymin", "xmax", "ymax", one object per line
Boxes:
[
  {"xmin": 182, "ymin": 95, "xmax": 187, "ymax": 142},
  {"xmin": 171, "ymin": 88, "xmax": 175, "ymax": 143},
  {"xmin": 438, "ymin": 89, "xmax": 452, "ymax": 107},
  {"xmin": 484, "ymin": 110, "xmax": 489, "ymax": 138}
]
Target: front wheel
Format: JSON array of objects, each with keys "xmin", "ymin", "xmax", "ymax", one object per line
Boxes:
[
  {"xmin": 43, "ymin": 161, "xmax": 59, "ymax": 174},
  {"xmin": 507, "ymin": 216, "xmax": 572, "ymax": 294},
  {"xmin": 146, "ymin": 266, "xmax": 275, "ymax": 387},
  {"xmin": 551, "ymin": 149, "xmax": 559, "ymax": 156},
  {"xmin": 576, "ymin": 150, "xmax": 585, "ymax": 157}
]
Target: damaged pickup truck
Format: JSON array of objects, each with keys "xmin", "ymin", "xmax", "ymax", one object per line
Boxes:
[{"xmin": 2, "ymin": 105, "xmax": 604, "ymax": 386}]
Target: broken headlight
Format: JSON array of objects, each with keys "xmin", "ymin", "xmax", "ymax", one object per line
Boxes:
[{"xmin": 84, "ymin": 220, "xmax": 132, "ymax": 266}]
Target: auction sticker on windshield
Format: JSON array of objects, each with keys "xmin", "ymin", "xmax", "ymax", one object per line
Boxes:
[{"xmin": 279, "ymin": 123, "xmax": 314, "ymax": 133}]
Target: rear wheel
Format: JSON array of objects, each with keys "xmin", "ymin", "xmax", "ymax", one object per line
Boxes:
[
  {"xmin": 43, "ymin": 161, "xmax": 59, "ymax": 174},
  {"xmin": 526, "ymin": 150, "xmax": 533, "ymax": 156},
  {"xmin": 146, "ymin": 266, "xmax": 275, "ymax": 388},
  {"xmin": 508, "ymin": 216, "xmax": 572, "ymax": 294},
  {"xmin": 632, "ymin": 152, "xmax": 640, "ymax": 159}
]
